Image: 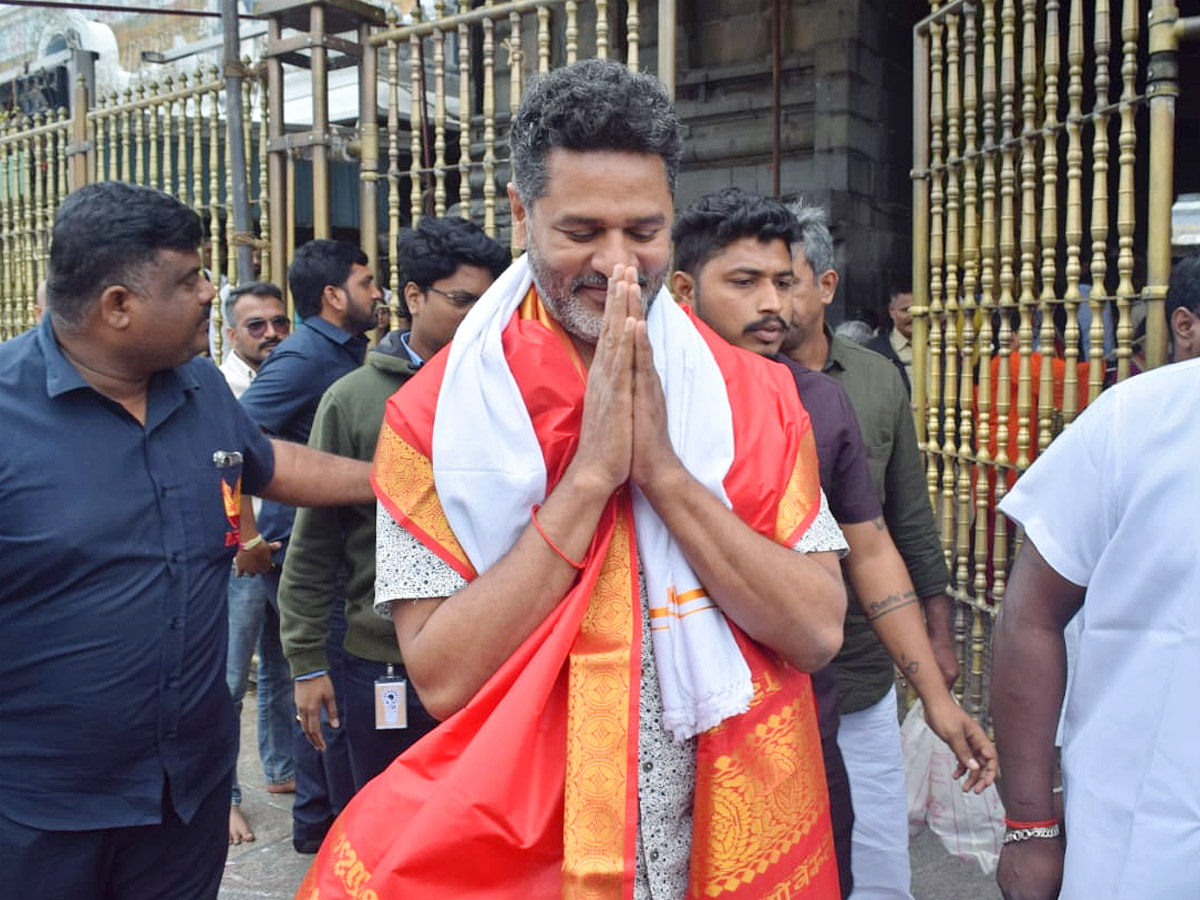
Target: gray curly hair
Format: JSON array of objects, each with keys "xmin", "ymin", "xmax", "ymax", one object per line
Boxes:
[{"xmin": 509, "ymin": 59, "xmax": 684, "ymax": 205}]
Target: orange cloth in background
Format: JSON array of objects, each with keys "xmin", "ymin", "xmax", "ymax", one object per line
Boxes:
[
  {"xmin": 294, "ymin": 297, "xmax": 839, "ymax": 900},
  {"xmin": 986, "ymin": 351, "xmax": 1091, "ymax": 490}
]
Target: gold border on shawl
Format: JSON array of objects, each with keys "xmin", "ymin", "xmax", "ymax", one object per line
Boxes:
[
  {"xmin": 293, "ymin": 821, "xmax": 382, "ymax": 900},
  {"xmin": 373, "ymin": 426, "xmax": 476, "ymax": 578},
  {"xmin": 562, "ymin": 509, "xmax": 636, "ymax": 900},
  {"xmin": 688, "ymin": 678, "xmax": 835, "ymax": 899},
  {"xmin": 774, "ymin": 427, "xmax": 821, "ymax": 547}
]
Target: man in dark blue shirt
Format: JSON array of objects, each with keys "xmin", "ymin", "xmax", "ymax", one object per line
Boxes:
[
  {"xmin": 238, "ymin": 239, "xmax": 381, "ymax": 852},
  {"xmin": 0, "ymin": 182, "xmax": 375, "ymax": 900}
]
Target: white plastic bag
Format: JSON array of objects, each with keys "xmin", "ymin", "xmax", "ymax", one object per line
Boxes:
[{"xmin": 900, "ymin": 698, "xmax": 1006, "ymax": 875}]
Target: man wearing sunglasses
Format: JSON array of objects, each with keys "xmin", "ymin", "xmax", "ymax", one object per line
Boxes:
[
  {"xmin": 218, "ymin": 282, "xmax": 291, "ymax": 397},
  {"xmin": 216, "ymin": 281, "xmax": 296, "ymax": 847}
]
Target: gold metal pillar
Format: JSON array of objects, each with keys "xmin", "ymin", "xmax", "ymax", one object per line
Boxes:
[
  {"xmin": 70, "ymin": 76, "xmax": 90, "ymax": 191},
  {"xmin": 433, "ymin": 2, "xmax": 448, "ymax": 218},
  {"xmin": 565, "ymin": 1, "xmax": 579, "ymax": 65},
  {"xmin": 626, "ymin": 2, "xmax": 640, "ymax": 70},
  {"xmin": 925, "ymin": 7, "xmax": 945, "ymax": 509},
  {"xmin": 311, "ymin": 3, "xmax": 331, "ymax": 239},
  {"xmin": 1088, "ymin": 0, "xmax": 1111, "ymax": 402},
  {"xmin": 1144, "ymin": 0, "xmax": 1180, "ymax": 369},
  {"xmin": 458, "ymin": 17, "xmax": 473, "ymax": 219},
  {"xmin": 1113, "ymin": 0, "xmax": 1139, "ymax": 383},
  {"xmin": 658, "ymin": 0, "xmax": 676, "ymax": 96},
  {"xmin": 386, "ymin": 28, "xmax": 402, "ymax": 326},
  {"xmin": 911, "ymin": 18, "xmax": 930, "ymax": 447},
  {"xmin": 1036, "ymin": 1, "xmax": 1060, "ymax": 456},
  {"xmin": 258, "ymin": 0, "xmax": 385, "ymax": 270},
  {"xmin": 483, "ymin": 10, "xmax": 498, "ymax": 236},
  {"xmin": 1062, "ymin": 0, "xmax": 1084, "ymax": 424},
  {"xmin": 410, "ymin": 6, "xmax": 425, "ymax": 227},
  {"xmin": 360, "ymin": 20, "xmax": 380, "ymax": 274},
  {"xmin": 597, "ymin": 0, "xmax": 609, "ymax": 59},
  {"xmin": 266, "ymin": 16, "xmax": 287, "ymax": 292}
]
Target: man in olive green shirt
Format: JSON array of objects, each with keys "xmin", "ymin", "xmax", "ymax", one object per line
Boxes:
[
  {"xmin": 278, "ymin": 218, "xmax": 508, "ymax": 791},
  {"xmin": 781, "ymin": 201, "xmax": 958, "ymax": 900}
]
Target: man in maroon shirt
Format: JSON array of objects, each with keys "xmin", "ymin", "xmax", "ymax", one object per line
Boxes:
[{"xmin": 672, "ymin": 187, "xmax": 997, "ymax": 898}]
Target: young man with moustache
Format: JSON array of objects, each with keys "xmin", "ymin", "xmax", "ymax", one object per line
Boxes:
[
  {"xmin": 0, "ymin": 182, "xmax": 374, "ymax": 900},
  {"xmin": 674, "ymin": 187, "xmax": 996, "ymax": 900},
  {"xmin": 217, "ymin": 280, "xmax": 297, "ymax": 845},
  {"xmin": 238, "ymin": 239, "xmax": 384, "ymax": 852},
  {"xmin": 299, "ymin": 59, "xmax": 849, "ymax": 900},
  {"xmin": 669, "ymin": 186, "xmax": 854, "ymax": 896},
  {"xmin": 279, "ymin": 216, "xmax": 509, "ymax": 790}
]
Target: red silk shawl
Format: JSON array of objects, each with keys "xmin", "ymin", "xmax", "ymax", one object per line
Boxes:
[{"xmin": 296, "ymin": 293, "xmax": 839, "ymax": 900}]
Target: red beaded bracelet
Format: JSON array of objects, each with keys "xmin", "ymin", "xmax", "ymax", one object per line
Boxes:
[
  {"xmin": 1004, "ymin": 817, "xmax": 1058, "ymax": 830},
  {"xmin": 531, "ymin": 504, "xmax": 586, "ymax": 570}
]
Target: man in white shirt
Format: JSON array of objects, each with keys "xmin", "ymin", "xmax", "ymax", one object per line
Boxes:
[
  {"xmin": 990, "ymin": 359, "xmax": 1200, "ymax": 900},
  {"xmin": 216, "ymin": 280, "xmax": 295, "ymax": 844}
]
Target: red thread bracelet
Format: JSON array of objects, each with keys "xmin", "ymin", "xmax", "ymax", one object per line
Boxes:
[
  {"xmin": 1004, "ymin": 817, "xmax": 1058, "ymax": 829},
  {"xmin": 531, "ymin": 504, "xmax": 586, "ymax": 570}
]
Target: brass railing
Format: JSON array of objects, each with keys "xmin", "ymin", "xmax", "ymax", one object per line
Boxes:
[
  {"xmin": 0, "ymin": 1, "xmax": 642, "ymax": 354},
  {"xmin": 912, "ymin": 0, "xmax": 1191, "ymax": 722},
  {"xmin": 0, "ymin": 110, "xmax": 71, "ymax": 340},
  {"xmin": 85, "ymin": 66, "xmax": 270, "ymax": 361},
  {"xmin": 0, "ymin": 64, "xmax": 270, "ymax": 361},
  {"xmin": 366, "ymin": 0, "xmax": 642, "ymax": 326}
]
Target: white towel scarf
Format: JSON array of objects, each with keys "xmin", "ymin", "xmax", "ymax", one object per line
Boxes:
[{"xmin": 431, "ymin": 256, "xmax": 753, "ymax": 741}]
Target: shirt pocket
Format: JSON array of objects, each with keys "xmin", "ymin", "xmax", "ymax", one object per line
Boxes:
[{"xmin": 186, "ymin": 459, "xmax": 245, "ymax": 565}]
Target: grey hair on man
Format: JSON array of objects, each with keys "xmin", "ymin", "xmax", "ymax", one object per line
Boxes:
[
  {"xmin": 508, "ymin": 58, "xmax": 684, "ymax": 207},
  {"xmin": 785, "ymin": 198, "xmax": 836, "ymax": 279}
]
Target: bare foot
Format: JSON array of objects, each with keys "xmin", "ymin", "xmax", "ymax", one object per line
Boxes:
[
  {"xmin": 266, "ymin": 777, "xmax": 296, "ymax": 795},
  {"xmin": 229, "ymin": 805, "xmax": 256, "ymax": 844}
]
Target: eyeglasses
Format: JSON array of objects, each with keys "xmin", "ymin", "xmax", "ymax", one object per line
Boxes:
[
  {"xmin": 241, "ymin": 316, "xmax": 292, "ymax": 339},
  {"xmin": 426, "ymin": 286, "xmax": 481, "ymax": 306}
]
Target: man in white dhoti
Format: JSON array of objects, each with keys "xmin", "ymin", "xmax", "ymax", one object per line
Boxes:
[{"xmin": 990, "ymin": 358, "xmax": 1200, "ymax": 900}]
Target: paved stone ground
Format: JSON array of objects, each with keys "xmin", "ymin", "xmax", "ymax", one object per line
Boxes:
[{"xmin": 220, "ymin": 693, "xmax": 1002, "ymax": 900}]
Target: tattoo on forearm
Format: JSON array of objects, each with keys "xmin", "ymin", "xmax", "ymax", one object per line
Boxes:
[
  {"xmin": 865, "ymin": 589, "xmax": 919, "ymax": 622},
  {"xmin": 903, "ymin": 659, "xmax": 919, "ymax": 677}
]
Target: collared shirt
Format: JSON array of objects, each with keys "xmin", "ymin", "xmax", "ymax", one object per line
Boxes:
[
  {"xmin": 889, "ymin": 326, "xmax": 913, "ymax": 383},
  {"xmin": 820, "ymin": 327, "xmax": 948, "ymax": 713},
  {"xmin": 398, "ymin": 330, "xmax": 424, "ymax": 367},
  {"xmin": 218, "ymin": 348, "xmax": 257, "ymax": 400},
  {"xmin": 999, "ymin": 359, "xmax": 1200, "ymax": 900},
  {"xmin": 0, "ymin": 315, "xmax": 275, "ymax": 831},
  {"xmin": 774, "ymin": 356, "xmax": 880, "ymax": 526},
  {"xmin": 239, "ymin": 316, "xmax": 368, "ymax": 543}
]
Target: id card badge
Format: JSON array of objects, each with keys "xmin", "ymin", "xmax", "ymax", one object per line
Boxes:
[{"xmin": 375, "ymin": 665, "xmax": 408, "ymax": 730}]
